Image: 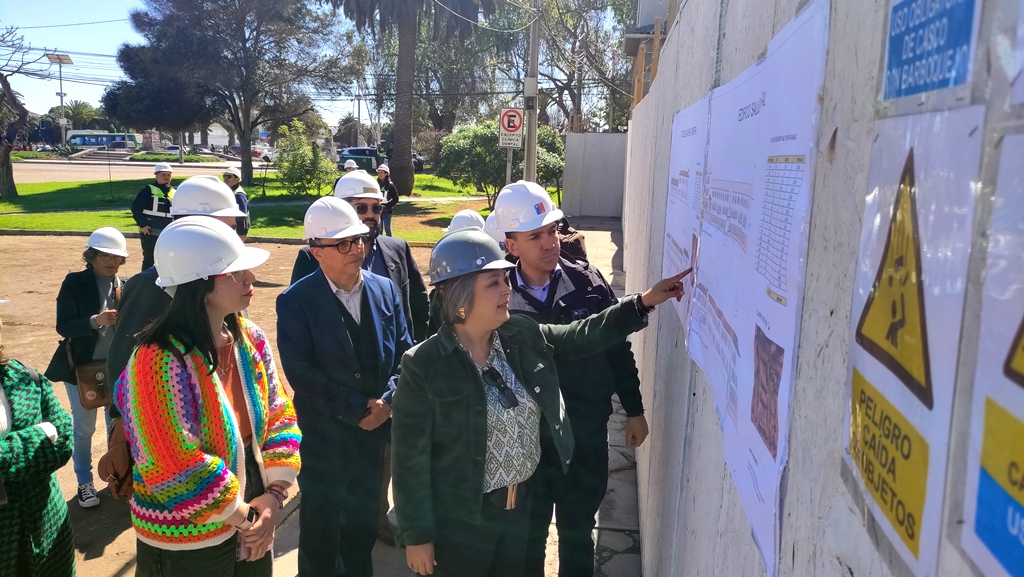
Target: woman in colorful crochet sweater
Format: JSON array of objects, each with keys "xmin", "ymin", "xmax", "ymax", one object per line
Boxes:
[
  {"xmin": 114, "ymin": 217, "xmax": 300, "ymax": 577},
  {"xmin": 0, "ymin": 309, "xmax": 76, "ymax": 577}
]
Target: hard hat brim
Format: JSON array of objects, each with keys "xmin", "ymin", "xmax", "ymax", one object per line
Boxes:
[
  {"xmin": 94, "ymin": 246, "xmax": 129, "ymax": 258},
  {"xmin": 506, "ymin": 208, "xmax": 564, "ymax": 233},
  {"xmin": 342, "ymin": 192, "xmax": 386, "ymax": 201},
  {"xmin": 155, "ymin": 246, "xmax": 269, "ymax": 287},
  {"xmin": 304, "ymin": 222, "xmax": 371, "ymax": 241},
  {"xmin": 430, "ymin": 258, "xmax": 515, "ymax": 285},
  {"xmin": 172, "ymin": 206, "xmax": 248, "ymax": 218}
]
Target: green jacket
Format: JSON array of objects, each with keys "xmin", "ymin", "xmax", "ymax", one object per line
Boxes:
[{"xmin": 391, "ymin": 294, "xmax": 648, "ymax": 546}]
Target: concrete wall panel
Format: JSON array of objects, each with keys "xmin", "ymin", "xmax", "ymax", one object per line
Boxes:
[
  {"xmin": 624, "ymin": 0, "xmax": 1018, "ymax": 574},
  {"xmin": 562, "ymin": 133, "xmax": 628, "ymax": 218}
]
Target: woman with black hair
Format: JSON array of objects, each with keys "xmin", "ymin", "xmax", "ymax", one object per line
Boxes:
[
  {"xmin": 45, "ymin": 226, "xmax": 128, "ymax": 509},
  {"xmin": 115, "ymin": 217, "xmax": 301, "ymax": 577}
]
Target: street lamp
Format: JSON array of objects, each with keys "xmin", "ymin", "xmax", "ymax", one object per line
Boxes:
[{"xmin": 46, "ymin": 53, "xmax": 73, "ymax": 144}]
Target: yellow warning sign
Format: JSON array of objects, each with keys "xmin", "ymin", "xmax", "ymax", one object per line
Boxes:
[
  {"xmin": 1004, "ymin": 315, "xmax": 1024, "ymax": 389},
  {"xmin": 856, "ymin": 149, "xmax": 933, "ymax": 409},
  {"xmin": 850, "ymin": 369, "xmax": 929, "ymax": 557}
]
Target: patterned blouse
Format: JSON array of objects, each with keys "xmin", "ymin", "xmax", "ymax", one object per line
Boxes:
[{"xmin": 460, "ymin": 332, "xmax": 542, "ymax": 492}]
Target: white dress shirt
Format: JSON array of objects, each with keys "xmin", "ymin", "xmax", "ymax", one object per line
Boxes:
[{"xmin": 326, "ymin": 272, "xmax": 365, "ymax": 325}]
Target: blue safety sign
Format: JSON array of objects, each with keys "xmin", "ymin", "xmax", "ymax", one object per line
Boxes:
[{"xmin": 882, "ymin": 0, "xmax": 977, "ymax": 100}]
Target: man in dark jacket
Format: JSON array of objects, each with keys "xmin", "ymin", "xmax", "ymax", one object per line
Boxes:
[
  {"xmin": 129, "ymin": 163, "xmax": 175, "ymax": 272},
  {"xmin": 291, "ymin": 170, "xmax": 429, "ymax": 343},
  {"xmin": 277, "ymin": 197, "xmax": 412, "ymax": 576},
  {"xmin": 222, "ymin": 166, "xmax": 250, "ymax": 240},
  {"xmin": 492, "ymin": 180, "xmax": 647, "ymax": 577},
  {"xmin": 377, "ymin": 164, "xmax": 399, "ymax": 236}
]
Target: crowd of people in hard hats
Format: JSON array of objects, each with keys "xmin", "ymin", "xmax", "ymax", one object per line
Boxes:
[{"xmin": 0, "ymin": 163, "xmax": 689, "ymax": 577}]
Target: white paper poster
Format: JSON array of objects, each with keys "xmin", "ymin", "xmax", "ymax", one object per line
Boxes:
[
  {"xmin": 662, "ymin": 97, "xmax": 709, "ymax": 358},
  {"xmin": 678, "ymin": 1, "xmax": 828, "ymax": 573},
  {"xmin": 844, "ymin": 105, "xmax": 985, "ymax": 577},
  {"xmin": 960, "ymin": 133, "xmax": 1024, "ymax": 577}
]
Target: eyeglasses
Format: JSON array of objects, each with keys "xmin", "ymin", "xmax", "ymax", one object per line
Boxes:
[
  {"xmin": 482, "ymin": 367, "xmax": 519, "ymax": 409},
  {"xmin": 353, "ymin": 204, "xmax": 384, "ymax": 215},
  {"xmin": 214, "ymin": 270, "xmax": 248, "ymax": 283},
  {"xmin": 223, "ymin": 174, "xmax": 239, "ymax": 180},
  {"xmin": 316, "ymin": 236, "xmax": 367, "ymax": 254}
]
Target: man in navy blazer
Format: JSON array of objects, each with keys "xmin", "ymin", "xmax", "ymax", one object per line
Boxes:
[
  {"xmin": 289, "ymin": 170, "xmax": 429, "ymax": 343},
  {"xmin": 276, "ymin": 197, "xmax": 412, "ymax": 577}
]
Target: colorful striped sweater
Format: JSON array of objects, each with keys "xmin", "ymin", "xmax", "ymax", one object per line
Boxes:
[{"xmin": 114, "ymin": 317, "xmax": 301, "ymax": 550}]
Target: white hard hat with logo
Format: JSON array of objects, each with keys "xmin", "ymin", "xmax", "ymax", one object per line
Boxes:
[
  {"xmin": 443, "ymin": 209, "xmax": 486, "ymax": 234},
  {"xmin": 491, "ymin": 180, "xmax": 563, "ymax": 233},
  {"xmin": 154, "ymin": 217, "xmax": 269, "ymax": 288},
  {"xmin": 87, "ymin": 227, "xmax": 129, "ymax": 257},
  {"xmin": 343, "ymin": 159, "xmax": 358, "ymax": 169},
  {"xmin": 170, "ymin": 176, "xmax": 247, "ymax": 217},
  {"xmin": 303, "ymin": 196, "xmax": 371, "ymax": 241},
  {"xmin": 153, "ymin": 163, "xmax": 173, "ymax": 174},
  {"xmin": 334, "ymin": 170, "xmax": 385, "ymax": 201}
]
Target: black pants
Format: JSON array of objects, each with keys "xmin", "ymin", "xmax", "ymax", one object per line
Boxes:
[
  {"xmin": 140, "ymin": 232, "xmax": 158, "ymax": 272},
  {"xmin": 524, "ymin": 425, "xmax": 609, "ymax": 577},
  {"xmin": 136, "ymin": 445, "xmax": 270, "ymax": 577},
  {"xmin": 298, "ymin": 438, "xmax": 385, "ymax": 577},
  {"xmin": 432, "ymin": 489, "xmax": 532, "ymax": 577}
]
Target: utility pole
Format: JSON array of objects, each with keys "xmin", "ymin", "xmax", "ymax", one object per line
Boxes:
[
  {"xmin": 355, "ymin": 94, "xmax": 362, "ymax": 147},
  {"xmin": 46, "ymin": 53, "xmax": 73, "ymax": 144},
  {"xmin": 523, "ymin": 0, "xmax": 541, "ymax": 181}
]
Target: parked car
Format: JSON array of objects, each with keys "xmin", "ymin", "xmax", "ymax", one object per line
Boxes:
[
  {"xmin": 339, "ymin": 146, "xmax": 384, "ymax": 171},
  {"xmin": 164, "ymin": 145, "xmax": 182, "ymax": 154}
]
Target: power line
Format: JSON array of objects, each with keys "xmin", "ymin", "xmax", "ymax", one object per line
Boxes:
[
  {"xmin": 15, "ymin": 19, "xmax": 130, "ymax": 30},
  {"xmin": 431, "ymin": 0, "xmax": 537, "ymax": 33}
]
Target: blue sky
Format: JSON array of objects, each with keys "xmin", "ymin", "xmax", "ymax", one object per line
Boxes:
[{"xmin": 2, "ymin": 2, "xmax": 353, "ymax": 124}]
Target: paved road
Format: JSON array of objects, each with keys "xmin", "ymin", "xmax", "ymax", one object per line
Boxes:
[{"xmin": 12, "ymin": 161, "xmax": 251, "ymax": 183}]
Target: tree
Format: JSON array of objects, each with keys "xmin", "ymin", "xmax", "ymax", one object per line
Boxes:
[
  {"xmin": 436, "ymin": 120, "xmax": 563, "ymax": 208},
  {"xmin": 325, "ymin": 0, "xmax": 498, "ymax": 198},
  {"xmin": 122, "ymin": 0, "xmax": 348, "ymax": 183},
  {"xmin": 0, "ymin": 27, "xmax": 51, "ymax": 199},
  {"xmin": 276, "ymin": 119, "xmax": 340, "ymax": 197}
]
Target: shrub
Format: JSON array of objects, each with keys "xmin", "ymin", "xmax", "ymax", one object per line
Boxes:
[{"xmin": 276, "ymin": 120, "xmax": 339, "ymax": 197}]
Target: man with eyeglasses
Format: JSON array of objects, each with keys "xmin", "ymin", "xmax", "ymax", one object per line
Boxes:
[
  {"xmin": 290, "ymin": 170, "xmax": 429, "ymax": 343},
  {"xmin": 276, "ymin": 197, "xmax": 413, "ymax": 577},
  {"xmin": 222, "ymin": 166, "xmax": 251, "ymax": 241}
]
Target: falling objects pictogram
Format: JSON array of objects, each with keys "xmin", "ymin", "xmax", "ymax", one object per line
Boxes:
[{"xmin": 856, "ymin": 149, "xmax": 934, "ymax": 409}]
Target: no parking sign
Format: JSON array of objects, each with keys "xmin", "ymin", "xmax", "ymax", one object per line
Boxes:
[{"xmin": 499, "ymin": 108, "xmax": 524, "ymax": 148}]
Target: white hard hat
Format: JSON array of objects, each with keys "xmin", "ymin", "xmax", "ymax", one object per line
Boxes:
[
  {"xmin": 343, "ymin": 159, "xmax": 358, "ymax": 169},
  {"xmin": 154, "ymin": 163, "xmax": 173, "ymax": 174},
  {"xmin": 222, "ymin": 167, "xmax": 241, "ymax": 178},
  {"xmin": 483, "ymin": 212, "xmax": 505, "ymax": 247},
  {"xmin": 87, "ymin": 227, "xmax": 129, "ymax": 257},
  {"xmin": 377, "ymin": 164, "xmax": 390, "ymax": 174},
  {"xmin": 170, "ymin": 176, "xmax": 247, "ymax": 218},
  {"xmin": 491, "ymin": 180, "xmax": 563, "ymax": 233},
  {"xmin": 334, "ymin": 170, "xmax": 385, "ymax": 201},
  {"xmin": 154, "ymin": 217, "xmax": 269, "ymax": 288},
  {"xmin": 443, "ymin": 209, "xmax": 486, "ymax": 234},
  {"xmin": 303, "ymin": 196, "xmax": 371, "ymax": 241}
]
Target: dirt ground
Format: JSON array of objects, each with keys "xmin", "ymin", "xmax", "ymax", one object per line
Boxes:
[{"xmin": 0, "ymin": 234, "xmax": 435, "ymax": 577}]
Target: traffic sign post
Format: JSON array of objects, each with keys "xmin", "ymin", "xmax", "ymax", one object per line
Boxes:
[{"xmin": 499, "ymin": 108, "xmax": 524, "ymax": 185}]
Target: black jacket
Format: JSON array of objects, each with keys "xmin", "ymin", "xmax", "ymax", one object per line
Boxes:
[
  {"xmin": 45, "ymin": 269, "xmax": 126, "ymax": 384},
  {"xmin": 379, "ymin": 177, "xmax": 399, "ymax": 214},
  {"xmin": 130, "ymin": 182, "xmax": 174, "ymax": 231},
  {"xmin": 290, "ymin": 236, "xmax": 430, "ymax": 342},
  {"xmin": 509, "ymin": 256, "xmax": 643, "ymax": 431},
  {"xmin": 392, "ymin": 295, "xmax": 648, "ymax": 546},
  {"xmin": 107, "ymin": 267, "xmax": 167, "ymax": 386}
]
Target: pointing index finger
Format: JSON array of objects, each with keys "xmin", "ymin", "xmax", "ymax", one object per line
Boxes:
[{"xmin": 671, "ymin": 267, "xmax": 694, "ymax": 282}]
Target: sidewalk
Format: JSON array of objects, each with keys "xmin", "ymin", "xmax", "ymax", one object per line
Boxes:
[{"xmin": 271, "ymin": 220, "xmax": 642, "ymax": 577}]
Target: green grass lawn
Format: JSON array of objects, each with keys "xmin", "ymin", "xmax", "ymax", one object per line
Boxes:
[
  {"xmin": 11, "ymin": 151, "xmax": 54, "ymax": 161},
  {"xmin": 0, "ymin": 198, "xmax": 489, "ymax": 244},
  {"xmin": 131, "ymin": 153, "xmax": 221, "ymax": 163}
]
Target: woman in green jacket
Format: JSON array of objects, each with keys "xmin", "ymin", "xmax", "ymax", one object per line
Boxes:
[
  {"xmin": 0, "ymin": 304, "xmax": 76, "ymax": 577},
  {"xmin": 392, "ymin": 229, "xmax": 689, "ymax": 576}
]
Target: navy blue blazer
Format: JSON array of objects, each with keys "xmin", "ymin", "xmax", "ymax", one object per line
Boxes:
[{"xmin": 275, "ymin": 269, "xmax": 412, "ymax": 427}]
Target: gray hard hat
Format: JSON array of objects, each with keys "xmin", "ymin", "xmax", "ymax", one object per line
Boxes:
[{"xmin": 428, "ymin": 228, "xmax": 515, "ymax": 285}]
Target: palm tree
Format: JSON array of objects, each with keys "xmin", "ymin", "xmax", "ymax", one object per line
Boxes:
[
  {"xmin": 325, "ymin": 0, "xmax": 495, "ymax": 196},
  {"xmin": 64, "ymin": 100, "xmax": 97, "ymax": 130}
]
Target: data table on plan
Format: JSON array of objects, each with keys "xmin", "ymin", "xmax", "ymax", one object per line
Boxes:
[{"xmin": 755, "ymin": 155, "xmax": 805, "ymax": 305}]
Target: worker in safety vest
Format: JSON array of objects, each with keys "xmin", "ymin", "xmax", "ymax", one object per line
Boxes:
[{"xmin": 130, "ymin": 163, "xmax": 175, "ymax": 271}]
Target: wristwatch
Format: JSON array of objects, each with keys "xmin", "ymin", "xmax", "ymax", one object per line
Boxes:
[
  {"xmin": 635, "ymin": 294, "xmax": 654, "ymax": 317},
  {"xmin": 236, "ymin": 504, "xmax": 259, "ymax": 531}
]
